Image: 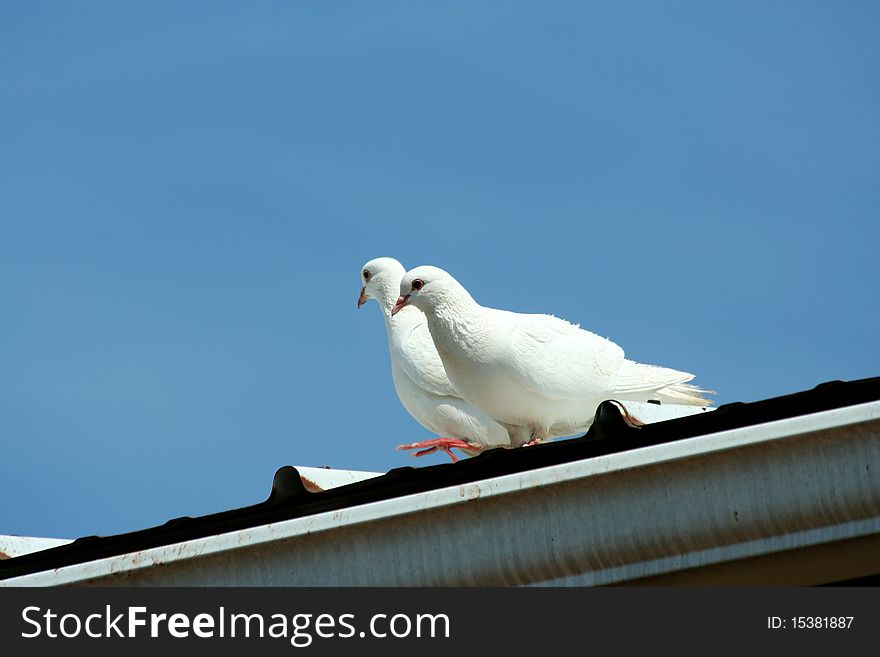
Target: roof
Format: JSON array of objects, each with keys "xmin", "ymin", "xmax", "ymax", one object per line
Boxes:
[
  {"xmin": 0, "ymin": 535, "xmax": 72, "ymax": 561},
  {"xmin": 1, "ymin": 376, "xmax": 879, "ymax": 585}
]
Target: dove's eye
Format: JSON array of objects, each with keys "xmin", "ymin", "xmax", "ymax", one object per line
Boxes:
[
  {"xmin": 411, "ymin": 279, "xmax": 424, "ymax": 291},
  {"xmin": 363, "ymin": 270, "xmax": 371, "ymax": 282}
]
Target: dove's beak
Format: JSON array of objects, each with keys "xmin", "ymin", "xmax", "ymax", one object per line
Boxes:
[
  {"xmin": 357, "ymin": 286, "xmax": 368, "ymax": 308},
  {"xmin": 391, "ymin": 295, "xmax": 409, "ymax": 316}
]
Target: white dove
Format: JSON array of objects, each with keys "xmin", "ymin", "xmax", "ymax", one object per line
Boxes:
[
  {"xmin": 391, "ymin": 265, "xmax": 713, "ymax": 445},
  {"xmin": 358, "ymin": 258, "xmax": 514, "ymax": 461}
]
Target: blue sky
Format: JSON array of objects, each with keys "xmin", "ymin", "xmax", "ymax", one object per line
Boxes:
[{"xmin": 2, "ymin": 1, "xmax": 878, "ymax": 540}]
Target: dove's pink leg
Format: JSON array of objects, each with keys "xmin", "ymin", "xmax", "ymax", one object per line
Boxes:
[
  {"xmin": 522, "ymin": 429, "xmax": 547, "ymax": 447},
  {"xmin": 397, "ymin": 437, "xmax": 481, "ymax": 463}
]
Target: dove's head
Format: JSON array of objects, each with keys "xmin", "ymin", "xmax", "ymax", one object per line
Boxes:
[
  {"xmin": 392, "ymin": 266, "xmax": 463, "ymax": 316},
  {"xmin": 358, "ymin": 257, "xmax": 407, "ymax": 311}
]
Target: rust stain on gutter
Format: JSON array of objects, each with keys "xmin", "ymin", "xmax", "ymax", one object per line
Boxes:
[{"xmin": 300, "ymin": 476, "xmax": 324, "ymax": 493}]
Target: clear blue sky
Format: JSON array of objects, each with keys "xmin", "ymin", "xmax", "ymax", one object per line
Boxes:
[{"xmin": 2, "ymin": 2, "xmax": 878, "ymax": 540}]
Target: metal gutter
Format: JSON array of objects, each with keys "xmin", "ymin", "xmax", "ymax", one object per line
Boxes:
[{"xmin": 4, "ymin": 399, "xmax": 878, "ymax": 586}]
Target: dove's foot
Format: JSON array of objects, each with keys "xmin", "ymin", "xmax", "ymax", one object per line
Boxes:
[
  {"xmin": 397, "ymin": 437, "xmax": 480, "ymax": 462},
  {"xmin": 522, "ymin": 430, "xmax": 547, "ymax": 447}
]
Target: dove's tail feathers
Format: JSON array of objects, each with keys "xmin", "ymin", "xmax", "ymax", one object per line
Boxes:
[
  {"xmin": 612, "ymin": 360, "xmax": 715, "ymax": 406},
  {"xmin": 653, "ymin": 381, "xmax": 716, "ymax": 406}
]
